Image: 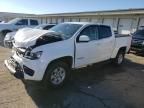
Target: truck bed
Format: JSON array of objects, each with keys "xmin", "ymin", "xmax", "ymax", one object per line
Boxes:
[{"xmin": 111, "ymin": 34, "xmax": 132, "ymax": 58}]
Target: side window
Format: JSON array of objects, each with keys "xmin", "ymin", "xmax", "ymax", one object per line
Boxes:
[
  {"xmin": 98, "ymin": 26, "xmax": 112, "ymax": 39},
  {"xmin": 16, "ymin": 19, "xmax": 28, "ymax": 25},
  {"xmin": 30, "ymin": 20, "xmax": 38, "ymax": 25},
  {"xmin": 78, "ymin": 26, "xmax": 98, "ymax": 41}
]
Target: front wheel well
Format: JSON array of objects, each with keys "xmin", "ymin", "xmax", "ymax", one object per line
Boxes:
[
  {"xmin": 0, "ymin": 30, "xmax": 12, "ymax": 44},
  {"xmin": 48, "ymin": 56, "xmax": 73, "ymax": 69},
  {"xmin": 1, "ymin": 29, "xmax": 12, "ymax": 33},
  {"xmin": 1, "ymin": 29, "xmax": 12, "ymax": 37},
  {"xmin": 42, "ymin": 56, "xmax": 73, "ymax": 81}
]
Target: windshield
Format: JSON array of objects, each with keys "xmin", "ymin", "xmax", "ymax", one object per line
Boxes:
[
  {"xmin": 133, "ymin": 30, "xmax": 144, "ymax": 37},
  {"xmin": 49, "ymin": 23, "xmax": 82, "ymax": 39},
  {"xmin": 7, "ymin": 18, "xmax": 20, "ymax": 24}
]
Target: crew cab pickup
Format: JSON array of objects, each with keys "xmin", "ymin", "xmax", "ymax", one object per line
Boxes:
[
  {"xmin": 0, "ymin": 18, "xmax": 39, "ymax": 44},
  {"xmin": 4, "ymin": 22, "xmax": 132, "ymax": 87}
]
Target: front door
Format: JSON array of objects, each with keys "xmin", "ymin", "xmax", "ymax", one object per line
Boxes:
[{"xmin": 75, "ymin": 25, "xmax": 99, "ymax": 68}]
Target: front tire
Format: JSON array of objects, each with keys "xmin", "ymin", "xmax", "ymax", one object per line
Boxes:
[{"xmin": 43, "ymin": 61, "xmax": 70, "ymax": 88}]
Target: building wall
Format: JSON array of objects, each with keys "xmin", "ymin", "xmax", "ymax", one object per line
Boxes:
[
  {"xmin": 0, "ymin": 12, "xmax": 144, "ymax": 34},
  {"xmin": 35, "ymin": 14, "xmax": 144, "ymax": 34}
]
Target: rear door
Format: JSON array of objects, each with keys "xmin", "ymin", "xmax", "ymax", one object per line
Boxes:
[
  {"xmin": 96, "ymin": 25, "xmax": 115, "ymax": 61},
  {"xmin": 75, "ymin": 25, "xmax": 99, "ymax": 68}
]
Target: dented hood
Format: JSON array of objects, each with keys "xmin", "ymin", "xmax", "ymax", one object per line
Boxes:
[{"xmin": 14, "ymin": 28, "xmax": 50, "ymax": 48}]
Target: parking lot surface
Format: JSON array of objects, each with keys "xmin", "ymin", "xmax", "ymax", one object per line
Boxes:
[{"xmin": 0, "ymin": 46, "xmax": 144, "ymax": 108}]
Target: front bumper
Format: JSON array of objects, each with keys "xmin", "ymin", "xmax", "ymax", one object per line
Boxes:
[
  {"xmin": 4, "ymin": 57, "xmax": 35, "ymax": 79},
  {"xmin": 131, "ymin": 45, "xmax": 144, "ymax": 53},
  {"xmin": 4, "ymin": 58, "xmax": 24, "ymax": 79},
  {"xmin": 4, "ymin": 51, "xmax": 48, "ymax": 81}
]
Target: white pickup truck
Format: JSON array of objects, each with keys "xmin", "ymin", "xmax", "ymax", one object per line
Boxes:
[
  {"xmin": 0, "ymin": 18, "xmax": 39, "ymax": 44},
  {"xmin": 4, "ymin": 22, "xmax": 132, "ymax": 87}
]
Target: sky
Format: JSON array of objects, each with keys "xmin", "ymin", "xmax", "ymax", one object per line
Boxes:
[{"xmin": 0, "ymin": 0, "xmax": 144, "ymax": 14}]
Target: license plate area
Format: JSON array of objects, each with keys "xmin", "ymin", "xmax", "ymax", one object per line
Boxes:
[{"xmin": 7, "ymin": 58, "xmax": 17, "ymax": 70}]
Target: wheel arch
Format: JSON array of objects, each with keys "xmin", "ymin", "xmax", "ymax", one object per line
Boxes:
[
  {"xmin": 111, "ymin": 46, "xmax": 127, "ymax": 58},
  {"xmin": 0, "ymin": 29, "xmax": 13, "ymax": 44},
  {"xmin": 42, "ymin": 56, "xmax": 73, "ymax": 80},
  {"xmin": 1, "ymin": 29, "xmax": 12, "ymax": 33},
  {"xmin": 118, "ymin": 47, "xmax": 127, "ymax": 53},
  {"xmin": 48, "ymin": 56, "xmax": 73, "ymax": 68},
  {"xmin": 0, "ymin": 29, "xmax": 13, "ymax": 37}
]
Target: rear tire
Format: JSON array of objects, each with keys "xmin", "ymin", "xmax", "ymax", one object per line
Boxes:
[
  {"xmin": 43, "ymin": 61, "xmax": 70, "ymax": 88},
  {"xmin": 113, "ymin": 50, "xmax": 125, "ymax": 65}
]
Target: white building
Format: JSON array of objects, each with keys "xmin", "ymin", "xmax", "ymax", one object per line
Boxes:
[
  {"xmin": 0, "ymin": 8, "xmax": 144, "ymax": 34},
  {"xmin": 37, "ymin": 8, "xmax": 144, "ymax": 34}
]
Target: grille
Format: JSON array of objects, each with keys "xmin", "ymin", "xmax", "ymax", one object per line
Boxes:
[{"xmin": 132, "ymin": 39, "xmax": 143, "ymax": 44}]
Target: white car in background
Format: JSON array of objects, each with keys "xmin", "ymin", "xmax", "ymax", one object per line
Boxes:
[
  {"xmin": 4, "ymin": 24, "xmax": 56, "ymax": 48},
  {"xmin": 0, "ymin": 18, "xmax": 39, "ymax": 44},
  {"xmin": 5, "ymin": 22, "xmax": 132, "ymax": 88}
]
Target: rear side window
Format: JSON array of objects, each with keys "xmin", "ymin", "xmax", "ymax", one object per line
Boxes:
[
  {"xmin": 98, "ymin": 25, "xmax": 112, "ymax": 39},
  {"xmin": 30, "ymin": 20, "xmax": 38, "ymax": 25}
]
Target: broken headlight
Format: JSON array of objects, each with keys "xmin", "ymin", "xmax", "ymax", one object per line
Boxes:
[{"xmin": 24, "ymin": 51, "xmax": 43, "ymax": 60}]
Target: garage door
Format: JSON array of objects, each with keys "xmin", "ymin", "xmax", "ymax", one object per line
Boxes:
[
  {"xmin": 138, "ymin": 18, "xmax": 144, "ymax": 29},
  {"xmin": 41, "ymin": 18, "xmax": 47, "ymax": 24},
  {"xmin": 118, "ymin": 19, "xmax": 132, "ymax": 34},
  {"xmin": 57, "ymin": 18, "xmax": 63, "ymax": 23},
  {"xmin": 103, "ymin": 19, "xmax": 114, "ymax": 28},
  {"xmin": 51, "ymin": 18, "xmax": 57, "ymax": 24},
  {"xmin": 79, "ymin": 18, "xmax": 88, "ymax": 22},
  {"xmin": 71, "ymin": 18, "xmax": 79, "ymax": 22},
  {"xmin": 64, "ymin": 18, "xmax": 70, "ymax": 22},
  {"xmin": 91, "ymin": 18, "xmax": 98, "ymax": 23},
  {"xmin": 47, "ymin": 18, "xmax": 51, "ymax": 24}
]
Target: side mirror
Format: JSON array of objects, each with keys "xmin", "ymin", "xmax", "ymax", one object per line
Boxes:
[{"xmin": 79, "ymin": 35, "xmax": 90, "ymax": 42}]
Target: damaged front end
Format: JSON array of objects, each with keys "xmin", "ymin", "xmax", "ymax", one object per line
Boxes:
[
  {"xmin": 13, "ymin": 28, "xmax": 64, "ymax": 59},
  {"xmin": 13, "ymin": 47, "xmax": 43, "ymax": 60},
  {"xmin": 14, "ymin": 33, "xmax": 63, "ymax": 60},
  {"xmin": 30, "ymin": 33, "xmax": 63, "ymax": 49},
  {"xmin": 5, "ymin": 29, "xmax": 64, "ymax": 80}
]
